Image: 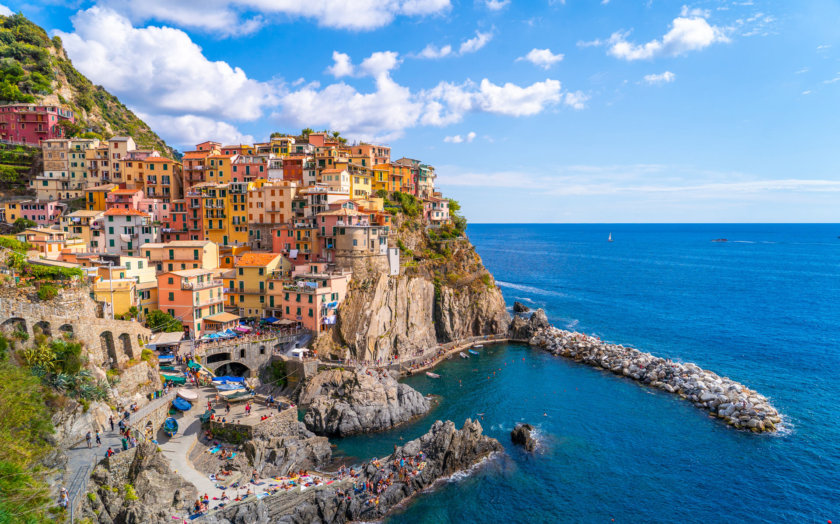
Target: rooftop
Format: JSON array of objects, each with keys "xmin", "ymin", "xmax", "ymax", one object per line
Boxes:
[
  {"xmin": 236, "ymin": 252, "xmax": 283, "ymax": 267},
  {"xmin": 204, "ymin": 312, "xmax": 240, "ymax": 323},
  {"xmin": 103, "ymin": 208, "xmax": 148, "ymax": 217},
  {"xmin": 169, "ymin": 268, "xmax": 216, "ymax": 278}
]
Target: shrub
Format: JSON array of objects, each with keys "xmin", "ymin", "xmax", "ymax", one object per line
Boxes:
[
  {"xmin": 124, "ymin": 484, "xmax": 138, "ymax": 501},
  {"xmin": 36, "ymin": 283, "xmax": 57, "ymax": 301},
  {"xmin": 140, "ymin": 348, "xmax": 154, "ymax": 362}
]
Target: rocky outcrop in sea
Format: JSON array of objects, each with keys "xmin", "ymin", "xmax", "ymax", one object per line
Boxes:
[
  {"xmin": 300, "ymin": 368, "xmax": 430, "ymax": 437},
  {"xmin": 509, "ymin": 308, "xmax": 550, "ymax": 340},
  {"xmin": 528, "ymin": 326, "xmax": 782, "ymax": 432},
  {"xmin": 511, "ymin": 423, "xmax": 536, "ymax": 451},
  {"xmin": 203, "ymin": 419, "xmax": 503, "ymax": 524}
]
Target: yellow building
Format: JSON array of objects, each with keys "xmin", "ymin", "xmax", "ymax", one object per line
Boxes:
[
  {"xmin": 3, "ymin": 200, "xmax": 22, "ymax": 224},
  {"xmin": 205, "ymin": 154, "xmax": 234, "ymax": 184},
  {"xmin": 349, "ymin": 170, "xmax": 373, "ymax": 198},
  {"xmin": 85, "ymin": 184, "xmax": 117, "ymax": 211},
  {"xmin": 227, "ymin": 181, "xmax": 250, "ymax": 246},
  {"xmin": 93, "ymin": 278, "xmax": 137, "ymax": 318},
  {"xmin": 60, "ymin": 210, "xmax": 105, "ymax": 252},
  {"xmin": 141, "ymin": 240, "xmax": 220, "ymax": 272},
  {"xmin": 228, "ymin": 252, "xmax": 289, "ymax": 318},
  {"xmin": 372, "ymin": 164, "xmax": 391, "ymax": 193}
]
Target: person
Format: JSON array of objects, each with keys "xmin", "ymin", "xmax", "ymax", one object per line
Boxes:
[
  {"xmin": 123, "ymin": 409, "xmax": 130, "ymax": 421},
  {"xmin": 118, "ymin": 418, "xmax": 125, "ymax": 432},
  {"xmin": 109, "ymin": 414, "xmax": 114, "ymax": 432},
  {"xmin": 85, "ymin": 431, "xmax": 92, "ymax": 448},
  {"xmin": 95, "ymin": 430, "xmax": 101, "ymax": 447},
  {"xmin": 106, "ymin": 447, "xmax": 114, "ymax": 458},
  {"xmin": 121, "ymin": 436, "xmax": 128, "ymax": 451},
  {"xmin": 58, "ymin": 487, "xmax": 68, "ymax": 508}
]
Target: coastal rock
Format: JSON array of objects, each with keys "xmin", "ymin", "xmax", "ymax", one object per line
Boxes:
[
  {"xmin": 300, "ymin": 368, "xmax": 430, "ymax": 436},
  {"xmin": 526, "ymin": 325, "xmax": 781, "ymax": 433},
  {"xmin": 513, "ymin": 301, "xmax": 530, "ymax": 313},
  {"xmin": 510, "ymin": 423, "xmax": 536, "ymax": 451},
  {"xmin": 203, "ymin": 419, "xmax": 503, "ymax": 524},
  {"xmin": 243, "ymin": 422, "xmax": 332, "ymax": 477},
  {"xmin": 509, "ymin": 308, "xmax": 550, "ymax": 340}
]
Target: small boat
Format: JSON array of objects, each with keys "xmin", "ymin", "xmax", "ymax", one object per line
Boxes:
[
  {"xmin": 176, "ymin": 388, "xmax": 199, "ymax": 402},
  {"xmin": 459, "ymin": 352, "xmax": 469, "ymax": 359},
  {"xmin": 158, "ymin": 355, "xmax": 175, "ymax": 362},
  {"xmin": 220, "ymin": 389, "xmax": 253, "ymax": 402},
  {"xmin": 608, "ymin": 232, "xmax": 613, "ymax": 242},
  {"xmin": 163, "ymin": 417, "xmax": 178, "ymax": 437},
  {"xmin": 712, "ymin": 238, "xmax": 728, "ymax": 242},
  {"xmin": 159, "ymin": 365, "xmax": 176, "ymax": 371},
  {"xmin": 161, "ymin": 373, "xmax": 186, "ymax": 385},
  {"xmin": 216, "ymin": 382, "xmax": 245, "ymax": 391},
  {"xmin": 473, "ymin": 344, "xmax": 484, "ymax": 349},
  {"xmin": 172, "ymin": 397, "xmax": 192, "ymax": 411},
  {"xmin": 468, "ymin": 349, "xmax": 480, "ymax": 355},
  {"xmin": 426, "ymin": 372, "xmax": 440, "ymax": 379}
]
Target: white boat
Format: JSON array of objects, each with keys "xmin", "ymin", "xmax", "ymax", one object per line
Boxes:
[
  {"xmin": 176, "ymin": 388, "xmax": 199, "ymax": 401},
  {"xmin": 426, "ymin": 372, "xmax": 440, "ymax": 379},
  {"xmin": 473, "ymin": 344, "xmax": 484, "ymax": 349},
  {"xmin": 608, "ymin": 232, "xmax": 613, "ymax": 242},
  {"xmin": 459, "ymin": 352, "xmax": 469, "ymax": 359}
]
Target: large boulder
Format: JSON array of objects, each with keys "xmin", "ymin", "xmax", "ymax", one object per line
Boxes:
[
  {"xmin": 513, "ymin": 301, "xmax": 530, "ymax": 313},
  {"xmin": 511, "ymin": 423, "xmax": 536, "ymax": 451},
  {"xmin": 509, "ymin": 308, "xmax": 550, "ymax": 340},
  {"xmin": 300, "ymin": 368, "xmax": 430, "ymax": 437}
]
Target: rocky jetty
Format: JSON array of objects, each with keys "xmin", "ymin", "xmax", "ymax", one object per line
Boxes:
[
  {"xmin": 510, "ymin": 423, "xmax": 536, "ymax": 451},
  {"xmin": 529, "ymin": 327, "xmax": 782, "ymax": 432},
  {"xmin": 203, "ymin": 419, "xmax": 503, "ymax": 524},
  {"xmin": 300, "ymin": 368, "xmax": 430, "ymax": 437},
  {"xmin": 509, "ymin": 308, "xmax": 550, "ymax": 340}
]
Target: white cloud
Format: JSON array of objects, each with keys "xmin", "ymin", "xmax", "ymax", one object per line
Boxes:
[
  {"xmin": 459, "ymin": 31, "xmax": 493, "ymax": 54},
  {"xmin": 444, "ymin": 131, "xmax": 476, "ymax": 143},
  {"xmin": 139, "ymin": 113, "xmax": 255, "ymax": 146},
  {"xmin": 55, "ymin": 7, "xmax": 273, "ymax": 147},
  {"xmin": 643, "ymin": 71, "xmax": 676, "ymax": 84},
  {"xmin": 607, "ymin": 16, "xmax": 730, "ymax": 60},
  {"xmin": 360, "ymin": 51, "xmax": 401, "ymax": 77},
  {"xmin": 326, "ymin": 51, "xmax": 354, "ymax": 78},
  {"xmin": 0, "ymin": 4, "xmax": 13, "ymax": 16},
  {"xmin": 485, "ymin": 0, "xmax": 510, "ymax": 10},
  {"xmin": 517, "ymin": 48, "xmax": 564, "ymax": 69},
  {"xmin": 96, "ymin": 0, "xmax": 452, "ymax": 35},
  {"xmin": 680, "ymin": 5, "xmax": 710, "ymax": 18},
  {"xmin": 417, "ymin": 43, "xmax": 453, "ymax": 59},
  {"xmin": 563, "ymin": 90, "xmax": 589, "ymax": 109}
]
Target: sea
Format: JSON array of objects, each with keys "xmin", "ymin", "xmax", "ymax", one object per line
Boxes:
[{"xmin": 332, "ymin": 224, "xmax": 840, "ymax": 523}]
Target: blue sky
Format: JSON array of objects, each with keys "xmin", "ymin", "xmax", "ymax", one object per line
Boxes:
[{"xmin": 4, "ymin": 0, "xmax": 839, "ymax": 222}]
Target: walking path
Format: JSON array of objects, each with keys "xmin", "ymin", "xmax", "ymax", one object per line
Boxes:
[{"xmin": 64, "ymin": 391, "xmax": 176, "ymax": 514}]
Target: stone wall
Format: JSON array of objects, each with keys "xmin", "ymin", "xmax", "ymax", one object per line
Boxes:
[
  {"xmin": 0, "ymin": 286, "xmax": 151, "ymax": 369},
  {"xmin": 201, "ymin": 336, "xmax": 293, "ymax": 377},
  {"xmin": 281, "ymin": 355, "xmax": 319, "ymax": 389},
  {"xmin": 207, "ymin": 406, "xmax": 297, "ymax": 442}
]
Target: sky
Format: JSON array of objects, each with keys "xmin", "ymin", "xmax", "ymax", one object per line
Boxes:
[{"xmin": 3, "ymin": 0, "xmax": 839, "ymax": 223}]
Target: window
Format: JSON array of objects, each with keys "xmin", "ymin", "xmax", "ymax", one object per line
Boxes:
[
  {"xmin": 308, "ymin": 308, "xmax": 313, "ymax": 317},
  {"xmin": 168, "ymin": 277, "xmax": 174, "ymax": 284},
  {"xmin": 239, "ymin": 349, "xmax": 246, "ymax": 358},
  {"xmin": 193, "ymin": 249, "xmax": 199, "ymax": 260},
  {"xmin": 238, "ymin": 268, "xmax": 243, "ymax": 275},
  {"xmin": 168, "ymin": 292, "xmax": 174, "ymax": 300}
]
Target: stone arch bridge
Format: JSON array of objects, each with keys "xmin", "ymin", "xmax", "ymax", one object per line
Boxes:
[
  {"xmin": 200, "ymin": 332, "xmax": 303, "ymax": 378},
  {"xmin": 0, "ymin": 289, "xmax": 150, "ymax": 370}
]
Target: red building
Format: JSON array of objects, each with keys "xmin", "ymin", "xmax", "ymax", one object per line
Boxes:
[
  {"xmin": 0, "ymin": 104, "xmax": 75, "ymax": 145},
  {"xmin": 281, "ymin": 155, "xmax": 305, "ymax": 183}
]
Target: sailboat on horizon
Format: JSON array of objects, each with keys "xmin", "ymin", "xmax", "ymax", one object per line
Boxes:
[{"xmin": 608, "ymin": 232, "xmax": 613, "ymax": 242}]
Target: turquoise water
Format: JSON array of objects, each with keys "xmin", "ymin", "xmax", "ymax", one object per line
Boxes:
[{"xmin": 334, "ymin": 224, "xmax": 840, "ymax": 523}]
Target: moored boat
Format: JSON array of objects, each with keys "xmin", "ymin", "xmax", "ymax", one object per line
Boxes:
[
  {"xmin": 459, "ymin": 352, "xmax": 469, "ymax": 359},
  {"xmin": 172, "ymin": 397, "xmax": 192, "ymax": 411},
  {"xmin": 426, "ymin": 372, "xmax": 440, "ymax": 378},
  {"xmin": 473, "ymin": 344, "xmax": 484, "ymax": 349},
  {"xmin": 163, "ymin": 417, "xmax": 178, "ymax": 437},
  {"xmin": 220, "ymin": 389, "xmax": 253, "ymax": 402},
  {"xmin": 468, "ymin": 349, "xmax": 480, "ymax": 355},
  {"xmin": 216, "ymin": 382, "xmax": 245, "ymax": 391},
  {"xmin": 161, "ymin": 373, "xmax": 186, "ymax": 385},
  {"xmin": 176, "ymin": 388, "xmax": 199, "ymax": 402}
]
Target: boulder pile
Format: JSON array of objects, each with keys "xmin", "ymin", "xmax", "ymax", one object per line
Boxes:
[{"xmin": 529, "ymin": 327, "xmax": 782, "ymax": 432}]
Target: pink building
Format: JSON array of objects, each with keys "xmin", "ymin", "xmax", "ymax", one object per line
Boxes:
[
  {"xmin": 19, "ymin": 200, "xmax": 65, "ymax": 225},
  {"xmin": 105, "ymin": 189, "xmax": 144, "ymax": 211},
  {"xmin": 0, "ymin": 104, "xmax": 75, "ymax": 145},
  {"xmin": 266, "ymin": 267, "xmax": 351, "ymax": 334},
  {"xmin": 423, "ymin": 197, "xmax": 450, "ymax": 224}
]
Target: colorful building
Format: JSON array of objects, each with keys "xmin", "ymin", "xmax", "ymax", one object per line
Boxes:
[
  {"xmin": 102, "ymin": 208, "xmax": 160, "ymax": 256},
  {"xmin": 228, "ymin": 252, "xmax": 290, "ymax": 318},
  {"xmin": 157, "ymin": 269, "xmax": 225, "ymax": 339},
  {"xmin": 266, "ymin": 267, "xmax": 351, "ymax": 333},
  {"xmin": 0, "ymin": 104, "xmax": 74, "ymax": 144},
  {"xmin": 85, "ymin": 184, "xmax": 118, "ymax": 211},
  {"xmin": 141, "ymin": 240, "xmax": 220, "ymax": 272},
  {"xmin": 19, "ymin": 200, "xmax": 65, "ymax": 225},
  {"xmin": 61, "ymin": 210, "xmax": 105, "ymax": 252}
]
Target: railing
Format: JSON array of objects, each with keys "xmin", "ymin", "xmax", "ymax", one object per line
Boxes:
[
  {"xmin": 182, "ymin": 279, "xmax": 222, "ymax": 290},
  {"xmin": 194, "ymin": 296, "xmax": 224, "ymax": 307}
]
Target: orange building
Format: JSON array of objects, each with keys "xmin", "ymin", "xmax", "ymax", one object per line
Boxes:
[{"xmin": 157, "ymin": 269, "xmax": 225, "ymax": 340}]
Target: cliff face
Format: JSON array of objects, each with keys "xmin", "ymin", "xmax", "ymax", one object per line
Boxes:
[{"xmin": 321, "ymin": 215, "xmax": 509, "ymax": 361}]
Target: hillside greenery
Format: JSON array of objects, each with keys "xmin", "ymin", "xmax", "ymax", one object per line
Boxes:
[{"xmin": 0, "ymin": 13, "xmax": 174, "ymax": 157}]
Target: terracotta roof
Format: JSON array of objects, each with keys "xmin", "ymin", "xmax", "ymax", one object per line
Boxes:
[
  {"xmin": 183, "ymin": 152, "xmax": 210, "ymax": 159},
  {"xmin": 236, "ymin": 252, "xmax": 283, "ymax": 267},
  {"xmin": 103, "ymin": 208, "xmax": 148, "ymax": 217},
  {"xmin": 110, "ymin": 189, "xmax": 142, "ymax": 195},
  {"xmin": 205, "ymin": 312, "xmax": 240, "ymax": 323}
]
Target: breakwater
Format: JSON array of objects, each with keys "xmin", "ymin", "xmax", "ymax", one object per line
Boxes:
[{"xmin": 528, "ymin": 326, "xmax": 782, "ymax": 432}]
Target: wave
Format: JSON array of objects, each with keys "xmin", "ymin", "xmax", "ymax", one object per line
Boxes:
[{"xmin": 496, "ymin": 281, "xmax": 565, "ymax": 298}]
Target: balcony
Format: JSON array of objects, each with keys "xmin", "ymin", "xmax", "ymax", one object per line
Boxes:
[
  {"xmin": 182, "ymin": 279, "xmax": 222, "ymax": 290},
  {"xmin": 194, "ymin": 296, "xmax": 224, "ymax": 308}
]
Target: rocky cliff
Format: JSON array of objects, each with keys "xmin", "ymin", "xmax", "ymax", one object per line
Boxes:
[
  {"xmin": 317, "ymin": 214, "xmax": 509, "ymax": 361},
  {"xmin": 203, "ymin": 419, "xmax": 503, "ymax": 524},
  {"xmin": 300, "ymin": 368, "xmax": 430, "ymax": 436}
]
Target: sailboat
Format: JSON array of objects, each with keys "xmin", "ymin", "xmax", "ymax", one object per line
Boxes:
[{"xmin": 608, "ymin": 232, "xmax": 613, "ymax": 242}]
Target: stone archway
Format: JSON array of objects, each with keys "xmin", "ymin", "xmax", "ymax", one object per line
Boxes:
[
  {"xmin": 33, "ymin": 320, "xmax": 51, "ymax": 337},
  {"xmin": 119, "ymin": 333, "xmax": 133, "ymax": 360},
  {"xmin": 1, "ymin": 318, "xmax": 27, "ymax": 339},
  {"xmin": 206, "ymin": 352, "xmax": 231, "ymax": 365},
  {"xmin": 59, "ymin": 324, "xmax": 74, "ymax": 337},
  {"xmin": 100, "ymin": 331, "xmax": 117, "ymax": 368},
  {"xmin": 214, "ymin": 361, "xmax": 250, "ymax": 377}
]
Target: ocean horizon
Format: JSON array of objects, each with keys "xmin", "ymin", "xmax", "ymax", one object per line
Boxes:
[{"xmin": 333, "ymin": 223, "xmax": 839, "ymax": 523}]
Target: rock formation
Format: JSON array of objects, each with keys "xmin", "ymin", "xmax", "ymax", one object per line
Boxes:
[
  {"xmin": 513, "ymin": 301, "xmax": 530, "ymax": 313},
  {"xmin": 510, "ymin": 423, "xmax": 536, "ymax": 451},
  {"xmin": 82, "ymin": 442, "xmax": 196, "ymax": 524},
  {"xmin": 529, "ymin": 326, "xmax": 783, "ymax": 432},
  {"xmin": 300, "ymin": 368, "xmax": 430, "ymax": 436},
  {"xmin": 243, "ymin": 422, "xmax": 332, "ymax": 477},
  {"xmin": 203, "ymin": 419, "xmax": 503, "ymax": 524},
  {"xmin": 509, "ymin": 308, "xmax": 550, "ymax": 340}
]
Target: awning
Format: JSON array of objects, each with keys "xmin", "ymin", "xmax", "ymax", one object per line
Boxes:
[
  {"xmin": 205, "ymin": 312, "xmax": 240, "ymax": 323},
  {"xmin": 273, "ymin": 319, "xmax": 296, "ymax": 326},
  {"xmin": 262, "ymin": 316, "xmax": 279, "ymax": 324},
  {"xmin": 149, "ymin": 332, "xmax": 184, "ymax": 347},
  {"xmin": 234, "ymin": 325, "xmax": 251, "ymax": 333}
]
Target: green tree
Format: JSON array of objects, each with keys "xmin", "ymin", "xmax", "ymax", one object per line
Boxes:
[
  {"xmin": 12, "ymin": 217, "xmax": 35, "ymax": 233},
  {"xmin": 300, "ymin": 127, "xmax": 313, "ymax": 138},
  {"xmin": 145, "ymin": 310, "xmax": 182, "ymax": 333}
]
